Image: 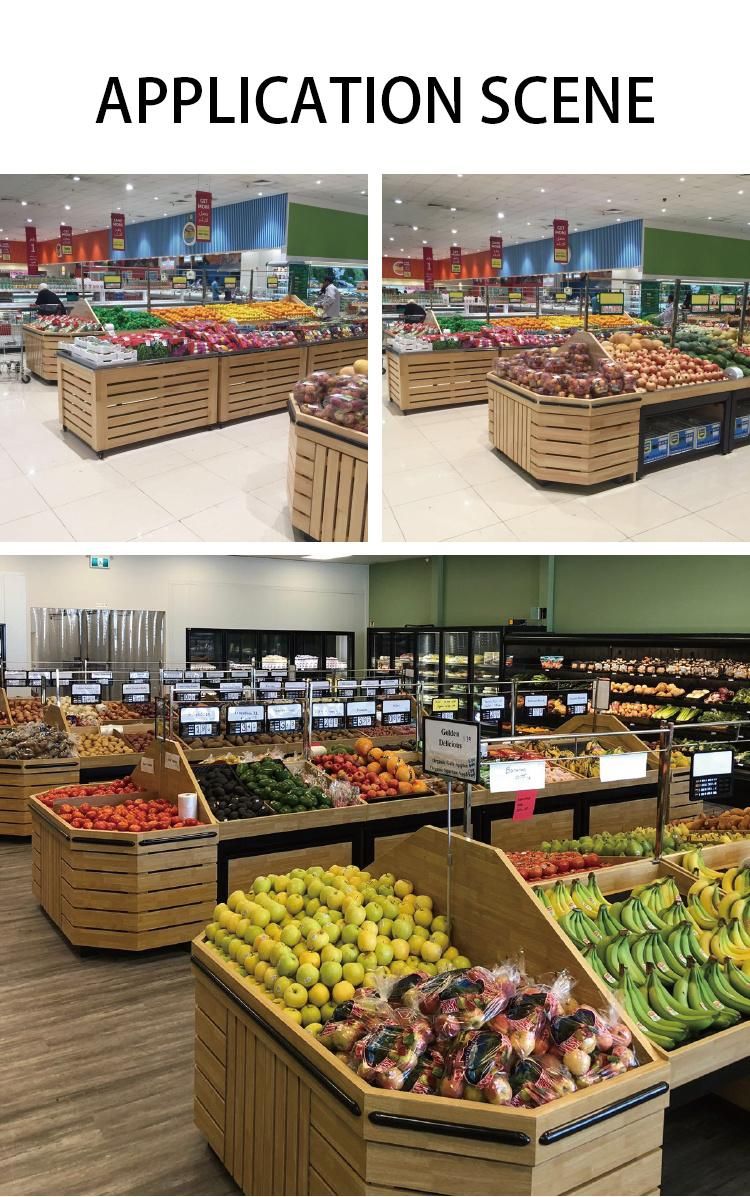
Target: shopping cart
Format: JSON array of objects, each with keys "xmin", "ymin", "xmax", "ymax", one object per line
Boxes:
[{"xmin": 0, "ymin": 308, "xmax": 30, "ymax": 382}]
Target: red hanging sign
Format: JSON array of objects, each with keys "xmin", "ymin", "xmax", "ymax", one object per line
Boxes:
[
  {"xmin": 450, "ymin": 245, "xmax": 462, "ymax": 276},
  {"xmin": 490, "ymin": 236, "xmax": 503, "ymax": 271},
  {"xmin": 422, "ymin": 245, "xmax": 434, "ymax": 290},
  {"xmin": 60, "ymin": 224, "xmax": 73, "ymax": 257},
  {"xmin": 0, "ymin": 240, "xmax": 10, "ymax": 262},
  {"xmin": 512, "ymin": 790, "xmax": 538, "ymax": 821},
  {"xmin": 111, "ymin": 212, "xmax": 125, "ymax": 252},
  {"xmin": 25, "ymin": 226, "xmax": 38, "ymax": 275},
  {"xmin": 196, "ymin": 191, "xmax": 212, "ymax": 242},
  {"xmin": 553, "ymin": 218, "xmax": 569, "ymax": 265}
]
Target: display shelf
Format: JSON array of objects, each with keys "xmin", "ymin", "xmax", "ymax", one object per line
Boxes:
[
  {"xmin": 386, "ymin": 347, "xmax": 497, "ymax": 412},
  {"xmin": 0, "ymin": 755, "xmax": 80, "ymax": 839},
  {"xmin": 218, "ymin": 346, "xmax": 306, "ymax": 424},
  {"xmin": 287, "ymin": 397, "xmax": 368, "ymax": 543},
  {"xmin": 303, "ymin": 337, "xmax": 367, "ymax": 374},
  {"xmin": 191, "ymin": 826, "xmax": 668, "ymax": 1197},
  {"xmin": 29, "ymin": 739, "xmax": 219, "ymax": 951},
  {"xmin": 23, "ymin": 325, "xmax": 106, "ymax": 382}
]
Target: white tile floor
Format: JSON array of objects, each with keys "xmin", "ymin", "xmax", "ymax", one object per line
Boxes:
[
  {"xmin": 382, "ymin": 376, "xmax": 747, "ymax": 542},
  {"xmin": 0, "ymin": 374, "xmax": 299, "ymax": 542}
]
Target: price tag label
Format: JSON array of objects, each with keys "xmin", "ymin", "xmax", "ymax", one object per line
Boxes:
[
  {"xmin": 523, "ymin": 694, "xmax": 548, "ymax": 720},
  {"xmin": 173, "ymin": 683, "xmax": 200, "ymax": 697},
  {"xmin": 433, "ymin": 697, "xmax": 459, "ymax": 713},
  {"xmin": 230, "ymin": 670, "xmax": 250, "ymax": 680},
  {"xmin": 56, "ymin": 672, "xmax": 73, "ymax": 685},
  {"xmin": 380, "ymin": 678, "xmax": 400, "ymax": 692},
  {"xmin": 5, "ymin": 671, "xmax": 28, "ymax": 687},
  {"xmin": 164, "ymin": 752, "xmax": 180, "ymax": 771},
  {"xmin": 259, "ymin": 682, "xmax": 281, "ymax": 699},
  {"xmin": 122, "ymin": 682, "xmax": 151, "ymax": 704},
  {"xmin": 489, "ymin": 758, "xmax": 546, "ymax": 793},
  {"xmin": 512, "ymin": 790, "xmax": 538, "ymax": 821},
  {"xmin": 130, "ymin": 671, "xmax": 150, "ymax": 681},
  {"xmin": 185, "ymin": 670, "xmax": 205, "ymax": 681},
  {"xmin": 382, "ymin": 698, "xmax": 411, "ymax": 726},
  {"xmin": 162, "ymin": 670, "xmax": 184, "ymax": 682},
  {"xmin": 140, "ymin": 756, "xmax": 154, "ymax": 774},
  {"xmin": 71, "ymin": 682, "xmax": 102, "ymax": 705},
  {"xmin": 311, "ymin": 701, "xmax": 345, "ymax": 732},
  {"xmin": 338, "ymin": 680, "xmax": 358, "ymax": 694},
  {"xmin": 28, "ymin": 671, "xmax": 51, "ymax": 682},
  {"xmin": 310, "ymin": 680, "xmax": 331, "ymax": 694},
  {"xmin": 179, "ymin": 705, "xmax": 220, "ymax": 738},
  {"xmin": 220, "ymin": 680, "xmax": 244, "ymax": 693},
  {"xmin": 346, "ymin": 699, "xmax": 377, "ymax": 730},
  {"xmin": 284, "ymin": 682, "xmax": 306, "ymax": 694},
  {"xmin": 566, "ymin": 692, "xmax": 589, "ymax": 716},
  {"xmin": 598, "ymin": 751, "xmax": 648, "ymax": 783},
  {"xmin": 267, "ymin": 702, "xmax": 303, "ymax": 735},
  {"xmin": 227, "ymin": 704, "xmax": 265, "ymax": 736},
  {"xmin": 91, "ymin": 670, "xmax": 113, "ymax": 683}
]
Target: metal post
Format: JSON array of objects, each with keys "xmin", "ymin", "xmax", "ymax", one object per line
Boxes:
[
  {"xmin": 249, "ymin": 269, "xmax": 254, "ymax": 301},
  {"xmin": 670, "ymin": 279, "xmax": 681, "ymax": 349},
  {"xmin": 485, "ymin": 285, "xmax": 490, "ymax": 324},
  {"xmin": 511, "ymin": 678, "xmax": 517, "ymax": 736},
  {"xmin": 463, "ymin": 781, "xmax": 473, "ymax": 839},
  {"xmin": 535, "ymin": 285, "xmax": 541, "ymax": 318},
  {"xmin": 653, "ymin": 721, "xmax": 674, "ymax": 861},
  {"xmin": 146, "ymin": 273, "xmax": 151, "ymax": 314},
  {"xmin": 739, "ymin": 282, "xmax": 749, "ymax": 348},
  {"xmin": 583, "ymin": 275, "xmax": 590, "ymax": 331},
  {"xmin": 202, "ymin": 268, "xmax": 207, "ymax": 303},
  {"xmin": 446, "ymin": 779, "xmax": 453, "ymax": 934}
]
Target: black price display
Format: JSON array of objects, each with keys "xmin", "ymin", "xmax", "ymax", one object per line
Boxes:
[
  {"xmin": 480, "ymin": 695, "xmax": 506, "ymax": 725},
  {"xmin": 173, "ymin": 685, "xmax": 200, "ymax": 702},
  {"xmin": 227, "ymin": 704, "xmax": 265, "ymax": 736},
  {"xmin": 219, "ymin": 682, "xmax": 243, "ymax": 700},
  {"xmin": 267, "ymin": 702, "xmax": 303, "ymax": 735},
  {"xmin": 71, "ymin": 683, "xmax": 102, "ymax": 705},
  {"xmin": 185, "ymin": 670, "xmax": 204, "ymax": 681},
  {"xmin": 379, "ymin": 677, "xmax": 400, "ymax": 693},
  {"xmin": 690, "ymin": 750, "xmax": 734, "ymax": 802},
  {"xmin": 179, "ymin": 705, "xmax": 220, "ymax": 738},
  {"xmin": 259, "ymin": 682, "xmax": 281, "ymax": 699},
  {"xmin": 382, "ymin": 698, "xmax": 411, "ymax": 726},
  {"xmin": 338, "ymin": 680, "xmax": 357, "ymax": 695},
  {"xmin": 4, "ymin": 671, "xmax": 27, "ymax": 688},
  {"xmin": 311, "ymin": 700, "xmax": 345, "ymax": 732},
  {"xmin": 346, "ymin": 699, "xmax": 377, "ymax": 730},
  {"xmin": 122, "ymin": 683, "xmax": 151, "ymax": 704},
  {"xmin": 566, "ymin": 691, "xmax": 589, "ymax": 716},
  {"xmin": 56, "ymin": 672, "xmax": 73, "ymax": 685},
  {"xmin": 310, "ymin": 681, "xmax": 331, "ymax": 694},
  {"xmin": 162, "ymin": 670, "xmax": 184, "ymax": 682},
  {"xmin": 284, "ymin": 682, "xmax": 306, "ymax": 694},
  {"xmin": 524, "ymin": 693, "xmax": 549, "ymax": 720},
  {"xmin": 28, "ymin": 671, "xmax": 51, "ymax": 683}
]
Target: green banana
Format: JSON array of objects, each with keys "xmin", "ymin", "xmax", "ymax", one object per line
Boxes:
[
  {"xmin": 694, "ymin": 966, "xmax": 741, "ymax": 1029},
  {"xmin": 726, "ymin": 960, "xmax": 750, "ymax": 1000},
  {"xmin": 617, "ymin": 932, "xmax": 647, "ymax": 986},
  {"xmin": 620, "ymin": 898, "xmax": 647, "ymax": 934},
  {"xmin": 646, "ymin": 934, "xmax": 681, "ymax": 985},
  {"xmin": 640, "ymin": 901, "xmax": 668, "ymax": 932},
  {"xmin": 657, "ymin": 930, "xmax": 689, "ymax": 980},
  {"xmin": 704, "ymin": 962, "xmax": 750, "ymax": 1015},
  {"xmin": 587, "ymin": 871, "xmax": 610, "ymax": 909},
  {"xmin": 682, "ymin": 923, "xmax": 710, "ymax": 966},
  {"xmin": 646, "ymin": 970, "xmax": 715, "ymax": 1031}
]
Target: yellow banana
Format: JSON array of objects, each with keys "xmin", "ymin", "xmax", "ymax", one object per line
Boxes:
[
  {"xmin": 688, "ymin": 876, "xmax": 713, "ymax": 900},
  {"xmin": 721, "ymin": 867, "xmax": 740, "ymax": 895},
  {"xmin": 698, "ymin": 928, "xmax": 714, "ymax": 958},
  {"xmin": 699, "ymin": 884, "xmax": 720, "ymax": 919},
  {"xmin": 719, "ymin": 890, "xmax": 741, "ymax": 921},
  {"xmin": 688, "ymin": 896, "xmax": 718, "ymax": 930}
]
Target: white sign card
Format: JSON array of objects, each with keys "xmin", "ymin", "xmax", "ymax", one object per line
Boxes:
[
  {"xmin": 598, "ymin": 751, "xmax": 648, "ymax": 783},
  {"xmin": 489, "ymin": 758, "xmax": 546, "ymax": 793},
  {"xmin": 423, "ymin": 717, "xmax": 481, "ymax": 783}
]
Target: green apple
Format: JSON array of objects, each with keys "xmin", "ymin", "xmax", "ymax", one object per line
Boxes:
[
  {"xmin": 307, "ymin": 878, "xmax": 324, "ymax": 900},
  {"xmin": 358, "ymin": 951, "xmax": 378, "ymax": 971},
  {"xmin": 306, "ymin": 929, "xmax": 329, "ymax": 953},
  {"xmin": 320, "ymin": 944, "xmax": 342, "ymax": 964},
  {"xmin": 325, "ymin": 922, "xmax": 341, "ymax": 944},
  {"xmin": 296, "ymin": 962, "xmax": 320, "ymax": 988},
  {"xmin": 453, "ymin": 955, "xmax": 471, "ymax": 969},
  {"xmin": 320, "ymin": 1001, "xmax": 336, "ymax": 1023},
  {"xmin": 272, "ymin": 874, "xmax": 288, "ymax": 893},
  {"xmin": 205, "ymin": 922, "xmax": 219, "ymax": 942},
  {"xmin": 253, "ymin": 876, "xmax": 272, "ymax": 894},
  {"xmin": 379, "ymin": 872, "xmax": 396, "ymax": 887},
  {"xmin": 341, "ymin": 923, "xmax": 360, "ymax": 945},
  {"xmin": 314, "ymin": 909, "xmax": 332, "ymax": 926},
  {"xmin": 274, "ymin": 975, "xmax": 292, "ymax": 999},
  {"xmin": 244, "ymin": 923, "xmax": 264, "ymax": 944},
  {"xmin": 364, "ymin": 901, "xmax": 383, "ymax": 923},
  {"xmin": 267, "ymin": 900, "xmax": 286, "ymax": 925},
  {"xmin": 263, "ymin": 967, "xmax": 278, "ymax": 990},
  {"xmin": 280, "ymin": 924, "xmax": 301, "ymax": 948},
  {"xmin": 227, "ymin": 890, "xmax": 245, "ymax": 911},
  {"xmin": 340, "ymin": 943, "xmax": 359, "ymax": 964},
  {"xmin": 287, "ymin": 877, "xmax": 306, "ymax": 896},
  {"xmin": 213, "ymin": 903, "xmax": 229, "ymax": 923},
  {"xmin": 301, "ymin": 1004, "xmax": 321, "ymax": 1027},
  {"xmin": 342, "ymin": 961, "xmax": 365, "ymax": 987},
  {"xmin": 374, "ymin": 942, "xmax": 394, "ymax": 967},
  {"xmin": 381, "ymin": 899, "xmax": 399, "ymax": 921},
  {"xmin": 276, "ymin": 952, "xmax": 299, "ymax": 978},
  {"xmin": 269, "ymin": 941, "xmax": 288, "ymax": 966},
  {"xmin": 377, "ymin": 919, "xmax": 393, "ymax": 938},
  {"xmin": 284, "ymin": 982, "xmax": 308, "ymax": 1010},
  {"xmin": 305, "ymin": 898, "xmax": 321, "ymax": 916},
  {"xmin": 392, "ymin": 916, "xmax": 414, "ymax": 941},
  {"xmin": 319, "ymin": 960, "xmax": 343, "ymax": 988},
  {"xmin": 299, "ymin": 917, "xmax": 319, "ymax": 939}
]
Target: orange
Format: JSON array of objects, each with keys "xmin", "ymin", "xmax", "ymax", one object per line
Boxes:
[
  {"xmin": 368, "ymin": 747, "xmax": 384, "ymax": 761},
  {"xmin": 366, "ymin": 760, "xmax": 382, "ymax": 774},
  {"xmin": 354, "ymin": 737, "xmax": 373, "ymax": 757},
  {"xmin": 395, "ymin": 765, "xmax": 414, "ymax": 783},
  {"xmin": 397, "ymin": 781, "xmax": 413, "ymax": 795}
]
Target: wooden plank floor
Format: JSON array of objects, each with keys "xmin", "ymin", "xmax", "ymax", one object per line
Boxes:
[
  {"xmin": 1, "ymin": 836, "xmax": 749, "ymax": 1196},
  {"xmin": 0, "ymin": 841, "xmax": 239, "ymax": 1197}
]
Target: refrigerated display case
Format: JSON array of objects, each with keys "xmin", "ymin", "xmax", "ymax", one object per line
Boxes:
[
  {"xmin": 367, "ymin": 626, "xmax": 504, "ymax": 701},
  {"xmin": 186, "ymin": 628, "xmax": 355, "ymax": 673}
]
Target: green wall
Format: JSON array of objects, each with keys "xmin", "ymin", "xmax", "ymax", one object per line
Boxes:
[
  {"xmin": 369, "ymin": 556, "xmax": 750, "ymax": 636},
  {"xmin": 643, "ymin": 226, "xmax": 750, "ymax": 280},
  {"xmin": 286, "ymin": 203, "xmax": 367, "ymax": 261}
]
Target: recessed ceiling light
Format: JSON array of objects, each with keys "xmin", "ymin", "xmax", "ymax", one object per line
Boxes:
[
  {"xmin": 607, "ymin": 199, "xmax": 612, "ymax": 203},
  {"xmin": 412, "ymin": 225, "xmax": 418, "ymax": 231},
  {"xmin": 708, "ymin": 216, "xmax": 713, "ymax": 220},
  {"xmin": 616, "ymin": 218, "xmax": 621, "ymax": 222},
  {"xmin": 422, "ymin": 239, "xmax": 427, "ymax": 244},
  {"xmin": 153, "ymin": 196, "xmax": 159, "ymax": 200},
  {"xmin": 740, "ymin": 190, "xmax": 745, "ymax": 196},
  {"xmin": 661, "ymin": 208, "xmax": 666, "ymax": 213},
  {"xmin": 540, "ymin": 188, "xmax": 545, "ymax": 193},
  {"xmin": 21, "ymin": 201, "xmax": 27, "ymax": 206},
  {"xmin": 126, "ymin": 183, "xmax": 134, "ymax": 191},
  {"xmin": 527, "ymin": 221, "xmax": 531, "ymax": 226},
  {"xmin": 257, "ymin": 191, "xmax": 263, "ymax": 196},
  {"xmin": 73, "ymin": 176, "xmax": 80, "ymax": 182},
  {"xmin": 389, "ymin": 236, "xmax": 394, "ymax": 241},
  {"xmin": 452, "ymin": 241, "xmax": 458, "ymax": 246},
  {"xmin": 26, "ymin": 218, "xmax": 32, "ymax": 223},
  {"xmin": 399, "ymin": 248, "xmax": 404, "ymax": 252},
  {"xmin": 163, "ymin": 212, "xmax": 167, "ymax": 216},
  {"xmin": 457, "ymin": 174, "xmax": 463, "ymax": 178},
  {"xmin": 316, "ymin": 179, "xmax": 322, "ymax": 185},
  {"xmin": 360, "ymin": 189, "xmax": 366, "ymax": 195},
  {"xmin": 679, "ymin": 176, "xmax": 685, "ymax": 181},
  {"xmin": 394, "ymin": 198, "xmax": 402, "ymax": 204},
  {"xmin": 64, "ymin": 204, "xmax": 71, "ymax": 211},
  {"xmin": 573, "ymin": 227, "xmax": 578, "ymax": 232},
  {"xmin": 451, "ymin": 228, "xmax": 457, "ymax": 234},
  {"xmin": 450, "ymin": 206, "xmax": 457, "ymax": 212},
  {"xmin": 497, "ymin": 211, "xmax": 504, "ymax": 218}
]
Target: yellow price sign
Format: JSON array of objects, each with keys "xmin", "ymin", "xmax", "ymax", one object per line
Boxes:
[{"xmin": 432, "ymin": 697, "xmax": 459, "ymax": 712}]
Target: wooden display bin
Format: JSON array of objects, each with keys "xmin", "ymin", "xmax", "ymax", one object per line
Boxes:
[
  {"xmin": 192, "ymin": 826, "xmax": 669, "ymax": 1196},
  {"xmin": 24, "ymin": 324, "xmax": 106, "ymax": 382},
  {"xmin": 532, "ymin": 854, "xmax": 750, "ymax": 1090},
  {"xmin": 303, "ymin": 337, "xmax": 368, "ymax": 375},
  {"xmin": 218, "ymin": 346, "xmax": 306, "ymax": 425},
  {"xmin": 287, "ymin": 397, "xmax": 367, "ymax": 542},
  {"xmin": 387, "ymin": 347, "xmax": 497, "ymax": 412},
  {"xmin": 29, "ymin": 738, "xmax": 219, "ymax": 951},
  {"xmin": 0, "ymin": 703, "xmax": 79, "ymax": 838},
  {"xmin": 58, "ymin": 354, "xmax": 219, "ymax": 455},
  {"xmin": 0, "ymin": 687, "xmax": 12, "ymax": 727}
]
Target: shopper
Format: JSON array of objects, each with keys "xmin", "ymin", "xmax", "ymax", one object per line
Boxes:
[
  {"xmin": 318, "ymin": 275, "xmax": 341, "ymax": 320},
  {"xmin": 211, "ymin": 277, "xmax": 221, "ymax": 301},
  {"xmin": 660, "ymin": 293, "xmax": 675, "ymax": 327},
  {"xmin": 403, "ymin": 300, "xmax": 427, "ymax": 325},
  {"xmin": 33, "ymin": 283, "xmax": 66, "ymax": 315}
]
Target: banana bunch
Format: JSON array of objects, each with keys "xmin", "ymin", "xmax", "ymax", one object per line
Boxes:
[
  {"xmin": 684, "ymin": 862, "xmax": 750, "ymax": 965},
  {"xmin": 538, "ymin": 872, "xmax": 610, "ymax": 921},
  {"xmin": 620, "ymin": 963, "xmax": 743, "ymax": 1050}
]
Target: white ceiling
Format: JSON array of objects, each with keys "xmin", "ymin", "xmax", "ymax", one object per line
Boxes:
[
  {"xmin": 0, "ymin": 174, "xmax": 367, "ymax": 241},
  {"xmin": 382, "ymin": 174, "xmax": 750, "ymax": 259}
]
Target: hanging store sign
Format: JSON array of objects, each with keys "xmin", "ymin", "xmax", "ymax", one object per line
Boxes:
[
  {"xmin": 195, "ymin": 191, "xmax": 212, "ymax": 242},
  {"xmin": 450, "ymin": 246, "xmax": 462, "ymax": 276},
  {"xmin": 489, "ymin": 236, "xmax": 503, "ymax": 271},
  {"xmin": 423, "ymin": 717, "xmax": 481, "ymax": 784},
  {"xmin": 422, "ymin": 246, "xmax": 434, "ymax": 290},
  {"xmin": 523, "ymin": 693, "xmax": 549, "ymax": 720},
  {"xmin": 25, "ymin": 227, "xmax": 38, "ymax": 275},
  {"xmin": 71, "ymin": 682, "xmax": 102, "ymax": 705},
  {"xmin": 123, "ymin": 683, "xmax": 151, "ymax": 704},
  {"xmin": 553, "ymin": 218, "xmax": 569, "ymax": 264},
  {"xmin": 566, "ymin": 691, "xmax": 589, "ymax": 716},
  {"xmin": 182, "ymin": 221, "xmax": 197, "ymax": 247},
  {"xmin": 0, "ymin": 240, "xmax": 11, "ymax": 261},
  {"xmin": 60, "ymin": 225, "xmax": 73, "ymax": 257},
  {"xmin": 111, "ymin": 213, "xmax": 125, "ymax": 252}
]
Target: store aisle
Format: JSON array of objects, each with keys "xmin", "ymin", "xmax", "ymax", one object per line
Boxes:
[
  {"xmin": 382, "ymin": 387, "xmax": 745, "ymax": 543},
  {"xmin": 0, "ymin": 377, "xmax": 296, "ymax": 542},
  {"xmin": 0, "ymin": 840, "xmax": 239, "ymax": 1197}
]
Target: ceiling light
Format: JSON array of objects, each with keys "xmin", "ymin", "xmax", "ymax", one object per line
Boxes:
[
  {"xmin": 153, "ymin": 196, "xmax": 159, "ymax": 200},
  {"xmin": 257, "ymin": 191, "xmax": 263, "ymax": 196},
  {"xmin": 573, "ymin": 227, "xmax": 578, "ymax": 232},
  {"xmin": 616, "ymin": 218, "xmax": 621, "ymax": 222},
  {"xmin": 661, "ymin": 207, "xmax": 666, "ymax": 213},
  {"xmin": 451, "ymin": 228, "xmax": 457, "ymax": 234},
  {"xmin": 360, "ymin": 189, "xmax": 366, "ymax": 195},
  {"xmin": 163, "ymin": 212, "xmax": 167, "ymax": 216},
  {"xmin": 457, "ymin": 174, "xmax": 463, "ymax": 178},
  {"xmin": 497, "ymin": 211, "xmax": 504, "ymax": 219},
  {"xmin": 315, "ymin": 179, "xmax": 322, "ymax": 185},
  {"xmin": 527, "ymin": 221, "xmax": 531, "ymax": 226},
  {"xmin": 679, "ymin": 176, "xmax": 685, "ymax": 181},
  {"xmin": 73, "ymin": 176, "xmax": 80, "ymax": 182},
  {"xmin": 26, "ymin": 218, "xmax": 32, "ymax": 223},
  {"xmin": 394, "ymin": 198, "xmax": 402, "ymax": 204},
  {"xmin": 452, "ymin": 242, "xmax": 458, "ymax": 246},
  {"xmin": 708, "ymin": 216, "xmax": 713, "ymax": 220},
  {"xmin": 422, "ymin": 239, "xmax": 427, "ymax": 244},
  {"xmin": 740, "ymin": 190, "xmax": 745, "ymax": 196},
  {"xmin": 64, "ymin": 204, "xmax": 71, "ymax": 211},
  {"xmin": 412, "ymin": 225, "xmax": 418, "ymax": 231},
  {"xmin": 21, "ymin": 201, "xmax": 27, "ymax": 206},
  {"xmin": 400, "ymin": 248, "xmax": 404, "ymax": 252},
  {"xmin": 389, "ymin": 236, "xmax": 394, "ymax": 242},
  {"xmin": 450, "ymin": 207, "xmax": 457, "ymax": 212},
  {"xmin": 540, "ymin": 188, "xmax": 545, "ymax": 193},
  {"xmin": 126, "ymin": 183, "xmax": 134, "ymax": 190},
  {"xmin": 607, "ymin": 199, "xmax": 612, "ymax": 203}
]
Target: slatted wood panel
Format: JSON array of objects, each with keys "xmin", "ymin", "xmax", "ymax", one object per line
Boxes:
[
  {"xmin": 490, "ymin": 807, "xmax": 575, "ymax": 852},
  {"xmin": 24, "ymin": 327, "xmax": 106, "ymax": 382},
  {"xmin": 58, "ymin": 356, "xmax": 219, "ymax": 454},
  {"xmin": 589, "ymin": 796, "xmax": 657, "ymax": 835},
  {"xmin": 288, "ymin": 417, "xmax": 367, "ymax": 543},
  {"xmin": 0, "ymin": 757, "xmax": 79, "ymax": 838},
  {"xmin": 388, "ymin": 349, "xmax": 496, "ymax": 412},
  {"xmin": 227, "ymin": 841, "xmax": 352, "ymax": 894},
  {"xmin": 218, "ymin": 347, "xmax": 305, "ymax": 424},
  {"xmin": 303, "ymin": 338, "xmax": 368, "ymax": 375},
  {"xmin": 487, "ymin": 375, "xmax": 642, "ymax": 486}
]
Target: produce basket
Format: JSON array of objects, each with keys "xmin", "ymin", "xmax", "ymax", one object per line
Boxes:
[
  {"xmin": 303, "ymin": 335, "xmax": 368, "ymax": 375},
  {"xmin": 218, "ymin": 345, "xmax": 306, "ymax": 424},
  {"xmin": 24, "ymin": 321, "xmax": 106, "ymax": 382},
  {"xmin": 387, "ymin": 346, "xmax": 497, "ymax": 412},
  {"xmin": 287, "ymin": 396, "xmax": 368, "ymax": 543},
  {"xmin": 0, "ymin": 709, "xmax": 79, "ymax": 838},
  {"xmin": 29, "ymin": 738, "xmax": 218, "ymax": 951},
  {"xmin": 192, "ymin": 826, "xmax": 669, "ymax": 1196}
]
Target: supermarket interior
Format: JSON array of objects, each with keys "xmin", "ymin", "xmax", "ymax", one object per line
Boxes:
[
  {"xmin": 382, "ymin": 174, "xmax": 750, "ymax": 543},
  {"xmin": 0, "ymin": 175, "xmax": 368, "ymax": 543},
  {"xmin": 3, "ymin": 550, "xmax": 750, "ymax": 1195}
]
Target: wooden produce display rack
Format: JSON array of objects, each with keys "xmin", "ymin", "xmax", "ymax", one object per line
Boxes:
[
  {"xmin": 58, "ymin": 353, "xmax": 219, "ymax": 455},
  {"xmin": 29, "ymin": 738, "xmax": 219, "ymax": 951},
  {"xmin": 24, "ymin": 323, "xmax": 106, "ymax": 382},
  {"xmin": 192, "ymin": 826, "xmax": 669, "ymax": 1197},
  {"xmin": 0, "ymin": 704, "xmax": 79, "ymax": 838},
  {"xmin": 287, "ymin": 396, "xmax": 367, "ymax": 542},
  {"xmin": 218, "ymin": 346, "xmax": 306, "ymax": 424},
  {"xmin": 386, "ymin": 347, "xmax": 497, "ymax": 412},
  {"xmin": 302, "ymin": 337, "xmax": 368, "ymax": 374}
]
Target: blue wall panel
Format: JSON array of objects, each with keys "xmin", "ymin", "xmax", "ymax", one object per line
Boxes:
[
  {"xmin": 502, "ymin": 219, "xmax": 643, "ymax": 276},
  {"xmin": 113, "ymin": 193, "xmax": 288, "ymax": 259}
]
